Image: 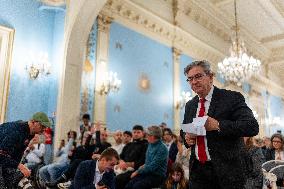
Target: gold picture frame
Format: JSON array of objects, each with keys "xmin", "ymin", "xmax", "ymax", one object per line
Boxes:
[{"xmin": 0, "ymin": 25, "xmax": 14, "ymax": 123}]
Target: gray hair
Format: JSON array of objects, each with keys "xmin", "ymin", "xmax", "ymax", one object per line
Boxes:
[
  {"xmin": 146, "ymin": 125, "xmax": 163, "ymax": 139},
  {"xmin": 184, "ymin": 60, "xmax": 214, "ymax": 76}
]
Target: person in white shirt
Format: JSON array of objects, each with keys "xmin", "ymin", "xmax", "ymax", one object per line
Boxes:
[{"xmin": 24, "ymin": 134, "xmax": 45, "ymax": 170}]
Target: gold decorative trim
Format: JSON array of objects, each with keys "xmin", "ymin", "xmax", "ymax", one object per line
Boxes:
[
  {"xmin": 0, "ymin": 25, "xmax": 14, "ymax": 123},
  {"xmin": 97, "ymin": 13, "xmax": 113, "ymax": 32}
]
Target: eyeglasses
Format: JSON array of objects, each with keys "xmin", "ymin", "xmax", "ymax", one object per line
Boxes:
[
  {"xmin": 186, "ymin": 73, "xmax": 207, "ymax": 82},
  {"xmin": 272, "ymin": 140, "xmax": 282, "ymax": 144}
]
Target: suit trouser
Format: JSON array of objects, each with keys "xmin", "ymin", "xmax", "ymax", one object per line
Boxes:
[
  {"xmin": 189, "ymin": 160, "xmax": 221, "ymax": 189},
  {"xmin": 189, "ymin": 160, "xmax": 245, "ymax": 189}
]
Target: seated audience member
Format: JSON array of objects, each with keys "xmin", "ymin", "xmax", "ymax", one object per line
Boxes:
[
  {"xmin": 254, "ymin": 137, "xmax": 264, "ymax": 148},
  {"xmin": 112, "ymin": 130, "xmax": 125, "ymax": 155},
  {"xmin": 47, "ymin": 122, "xmax": 105, "ymax": 188},
  {"xmin": 123, "ymin": 131, "xmax": 132, "ymax": 145},
  {"xmin": 39, "ymin": 131, "xmax": 77, "ymax": 184},
  {"xmin": 92, "ymin": 127, "xmax": 111, "ymax": 160},
  {"xmin": 243, "ymin": 137, "xmax": 264, "ymax": 189},
  {"xmin": 115, "ymin": 125, "xmax": 148, "ymax": 189},
  {"xmin": 163, "ymin": 128, "xmax": 178, "ymax": 170},
  {"xmin": 262, "ymin": 136, "xmax": 271, "ymax": 158},
  {"xmin": 161, "ymin": 163, "xmax": 189, "ymax": 189},
  {"xmin": 70, "ymin": 148, "xmax": 119, "ymax": 189},
  {"xmin": 263, "ymin": 136, "xmax": 271, "ymax": 149},
  {"xmin": 266, "ymin": 133, "xmax": 284, "ymax": 161},
  {"xmin": 24, "ymin": 134, "xmax": 45, "ymax": 171},
  {"xmin": 79, "ymin": 113, "xmax": 91, "ymax": 145},
  {"xmin": 159, "ymin": 122, "xmax": 167, "ymax": 130},
  {"xmin": 175, "ymin": 136, "xmax": 191, "ymax": 179},
  {"xmin": 125, "ymin": 125, "xmax": 168, "ymax": 189},
  {"xmin": 265, "ymin": 133, "xmax": 284, "ymax": 187}
]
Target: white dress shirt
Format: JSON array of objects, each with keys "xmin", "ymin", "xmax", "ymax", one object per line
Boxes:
[
  {"xmin": 93, "ymin": 160, "xmax": 105, "ymax": 186},
  {"xmin": 194, "ymin": 85, "xmax": 214, "ymax": 161}
]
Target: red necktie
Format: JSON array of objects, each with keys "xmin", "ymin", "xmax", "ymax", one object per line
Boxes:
[{"xmin": 197, "ymin": 98, "xmax": 207, "ymax": 163}]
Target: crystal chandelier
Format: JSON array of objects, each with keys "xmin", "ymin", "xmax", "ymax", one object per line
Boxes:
[{"xmin": 217, "ymin": 0, "xmax": 261, "ymax": 86}]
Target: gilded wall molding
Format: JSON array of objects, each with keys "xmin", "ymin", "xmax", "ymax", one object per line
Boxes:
[
  {"xmin": 97, "ymin": 13, "xmax": 113, "ymax": 32},
  {"xmin": 172, "ymin": 47, "xmax": 182, "ymax": 62}
]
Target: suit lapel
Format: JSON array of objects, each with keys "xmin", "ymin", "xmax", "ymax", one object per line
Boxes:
[
  {"xmin": 189, "ymin": 96, "xmax": 199, "ymax": 122},
  {"xmin": 207, "ymin": 86, "xmax": 220, "ymax": 118}
]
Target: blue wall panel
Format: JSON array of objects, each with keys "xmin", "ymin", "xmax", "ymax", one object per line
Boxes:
[
  {"xmin": 0, "ymin": 0, "xmax": 65, "ymax": 121},
  {"xmin": 107, "ymin": 22, "xmax": 173, "ymax": 131}
]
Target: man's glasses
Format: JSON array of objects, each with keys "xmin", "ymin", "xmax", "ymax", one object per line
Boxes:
[{"xmin": 186, "ymin": 73, "xmax": 207, "ymax": 82}]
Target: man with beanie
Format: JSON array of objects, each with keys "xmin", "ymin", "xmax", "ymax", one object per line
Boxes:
[{"xmin": 0, "ymin": 112, "xmax": 51, "ymax": 188}]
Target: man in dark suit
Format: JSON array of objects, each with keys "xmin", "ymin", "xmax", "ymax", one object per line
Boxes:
[
  {"xmin": 182, "ymin": 60, "xmax": 259, "ymax": 189},
  {"xmin": 70, "ymin": 148, "xmax": 119, "ymax": 189}
]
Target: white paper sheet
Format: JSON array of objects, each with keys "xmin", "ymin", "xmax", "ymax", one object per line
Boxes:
[{"xmin": 181, "ymin": 116, "xmax": 208, "ymax": 136}]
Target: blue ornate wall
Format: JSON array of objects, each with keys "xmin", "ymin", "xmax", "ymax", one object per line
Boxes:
[
  {"xmin": 107, "ymin": 22, "xmax": 174, "ymax": 131},
  {"xmin": 0, "ymin": 0, "xmax": 65, "ymax": 121}
]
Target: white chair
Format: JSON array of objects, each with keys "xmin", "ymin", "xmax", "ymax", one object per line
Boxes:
[
  {"xmin": 262, "ymin": 160, "xmax": 284, "ymax": 172},
  {"xmin": 262, "ymin": 160, "xmax": 284, "ymax": 189}
]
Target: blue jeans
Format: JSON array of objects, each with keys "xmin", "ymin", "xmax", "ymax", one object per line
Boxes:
[
  {"xmin": 39, "ymin": 162, "xmax": 69, "ymax": 183},
  {"xmin": 44, "ymin": 144, "xmax": 53, "ymax": 165}
]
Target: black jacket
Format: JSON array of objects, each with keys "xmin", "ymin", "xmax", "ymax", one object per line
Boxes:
[
  {"xmin": 120, "ymin": 139, "xmax": 148, "ymax": 170},
  {"xmin": 71, "ymin": 160, "xmax": 115, "ymax": 189},
  {"xmin": 183, "ymin": 86, "xmax": 259, "ymax": 188}
]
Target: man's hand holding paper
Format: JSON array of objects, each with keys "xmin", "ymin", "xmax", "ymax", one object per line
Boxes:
[
  {"xmin": 182, "ymin": 116, "xmax": 220, "ymax": 136},
  {"xmin": 182, "ymin": 116, "xmax": 208, "ymax": 136}
]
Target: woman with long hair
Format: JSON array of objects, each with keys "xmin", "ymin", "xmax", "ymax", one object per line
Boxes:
[
  {"xmin": 266, "ymin": 133, "xmax": 284, "ymax": 161},
  {"xmin": 161, "ymin": 163, "xmax": 188, "ymax": 189}
]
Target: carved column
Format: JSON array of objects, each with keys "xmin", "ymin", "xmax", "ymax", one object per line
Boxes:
[
  {"xmin": 173, "ymin": 47, "xmax": 182, "ymax": 133},
  {"xmin": 93, "ymin": 14, "xmax": 113, "ymax": 125}
]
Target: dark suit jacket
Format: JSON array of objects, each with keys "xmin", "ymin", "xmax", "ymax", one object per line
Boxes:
[
  {"xmin": 183, "ymin": 86, "xmax": 259, "ymax": 188},
  {"xmin": 265, "ymin": 148, "xmax": 276, "ymax": 161},
  {"xmin": 169, "ymin": 142, "xmax": 178, "ymax": 162},
  {"xmin": 70, "ymin": 160, "xmax": 115, "ymax": 189}
]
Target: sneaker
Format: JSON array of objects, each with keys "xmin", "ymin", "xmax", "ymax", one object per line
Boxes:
[{"xmin": 57, "ymin": 181, "xmax": 71, "ymax": 189}]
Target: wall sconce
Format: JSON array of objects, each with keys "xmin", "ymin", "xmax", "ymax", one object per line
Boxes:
[
  {"xmin": 25, "ymin": 51, "xmax": 51, "ymax": 79},
  {"xmin": 176, "ymin": 91, "xmax": 192, "ymax": 109},
  {"xmin": 99, "ymin": 71, "xmax": 121, "ymax": 95}
]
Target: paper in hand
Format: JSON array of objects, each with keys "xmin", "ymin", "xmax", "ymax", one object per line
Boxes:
[
  {"xmin": 181, "ymin": 123, "xmax": 196, "ymax": 135},
  {"xmin": 181, "ymin": 116, "xmax": 208, "ymax": 136}
]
